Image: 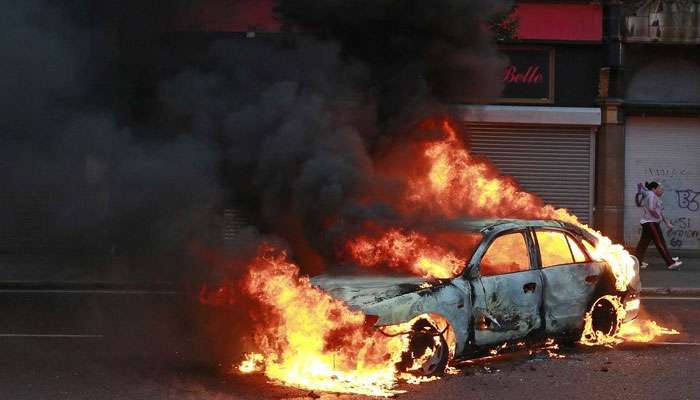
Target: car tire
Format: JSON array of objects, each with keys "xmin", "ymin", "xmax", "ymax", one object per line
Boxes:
[
  {"xmin": 396, "ymin": 317, "xmax": 450, "ymax": 377},
  {"xmin": 583, "ymin": 295, "xmax": 624, "ymax": 343}
]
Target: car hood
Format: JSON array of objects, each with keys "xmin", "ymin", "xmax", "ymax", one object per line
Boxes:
[{"xmin": 310, "ymin": 274, "xmax": 439, "ymax": 309}]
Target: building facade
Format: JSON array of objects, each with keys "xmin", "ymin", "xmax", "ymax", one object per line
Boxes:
[
  {"xmin": 456, "ymin": 1, "xmax": 605, "ymax": 226},
  {"xmin": 8, "ymin": 1, "xmax": 696, "ymax": 256},
  {"xmin": 600, "ymin": 0, "xmax": 700, "ymax": 251}
]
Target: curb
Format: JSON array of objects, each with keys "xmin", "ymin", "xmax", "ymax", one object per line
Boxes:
[{"xmin": 642, "ymin": 287, "xmax": 700, "ymax": 297}]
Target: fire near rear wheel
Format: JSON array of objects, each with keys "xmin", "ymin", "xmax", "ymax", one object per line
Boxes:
[
  {"xmin": 396, "ymin": 317, "xmax": 449, "ymax": 377},
  {"xmin": 591, "ymin": 296, "xmax": 622, "ymax": 336},
  {"xmin": 582, "ymin": 295, "xmax": 624, "ymax": 344}
]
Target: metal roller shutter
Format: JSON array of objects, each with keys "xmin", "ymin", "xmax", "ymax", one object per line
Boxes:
[
  {"xmin": 624, "ymin": 116, "xmax": 700, "ymax": 250},
  {"xmin": 465, "ymin": 123, "xmax": 595, "ymax": 224}
]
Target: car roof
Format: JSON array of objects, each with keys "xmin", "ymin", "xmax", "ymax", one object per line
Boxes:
[{"xmin": 438, "ymin": 218, "xmax": 575, "ymax": 234}]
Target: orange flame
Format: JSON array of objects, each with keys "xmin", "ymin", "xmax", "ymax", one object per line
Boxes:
[
  {"xmin": 240, "ymin": 245, "xmax": 409, "ymax": 396},
  {"xmin": 579, "ymin": 295, "xmax": 679, "ymax": 346},
  {"xmin": 347, "ymin": 229, "xmax": 479, "ymax": 278},
  {"xmin": 376, "ymin": 119, "xmax": 678, "ymax": 344},
  {"xmin": 238, "ymin": 352, "xmax": 264, "ymax": 373},
  {"xmin": 382, "ymin": 120, "xmax": 635, "ymax": 290},
  {"xmin": 403, "ymin": 120, "xmax": 575, "ymax": 222},
  {"xmin": 618, "ymin": 319, "xmax": 680, "ymax": 342}
]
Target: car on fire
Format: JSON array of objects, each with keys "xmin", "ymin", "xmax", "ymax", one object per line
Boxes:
[{"xmin": 312, "ymin": 218, "xmax": 641, "ymax": 376}]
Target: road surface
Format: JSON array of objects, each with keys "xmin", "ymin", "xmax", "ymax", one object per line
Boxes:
[{"xmin": 0, "ymin": 292, "xmax": 698, "ymax": 400}]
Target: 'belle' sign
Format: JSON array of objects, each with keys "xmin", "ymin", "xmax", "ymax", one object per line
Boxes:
[{"xmin": 499, "ymin": 47, "xmax": 555, "ymax": 104}]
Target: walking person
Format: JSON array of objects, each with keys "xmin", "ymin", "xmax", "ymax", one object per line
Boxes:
[{"xmin": 634, "ymin": 181, "xmax": 682, "ymax": 270}]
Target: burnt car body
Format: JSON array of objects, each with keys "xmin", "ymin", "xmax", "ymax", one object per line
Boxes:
[{"xmin": 312, "ymin": 219, "xmax": 641, "ymax": 375}]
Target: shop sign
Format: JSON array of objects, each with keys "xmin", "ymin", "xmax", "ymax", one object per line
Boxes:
[{"xmin": 498, "ymin": 47, "xmax": 555, "ymax": 104}]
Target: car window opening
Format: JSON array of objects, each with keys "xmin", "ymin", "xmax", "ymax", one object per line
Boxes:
[
  {"xmin": 566, "ymin": 234, "xmax": 588, "ymax": 263},
  {"xmin": 480, "ymin": 232, "xmax": 530, "ymax": 276},
  {"xmin": 536, "ymin": 230, "xmax": 575, "ymax": 268}
]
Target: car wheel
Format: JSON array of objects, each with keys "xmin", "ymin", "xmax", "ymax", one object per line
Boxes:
[
  {"xmin": 396, "ymin": 317, "xmax": 449, "ymax": 377},
  {"xmin": 582, "ymin": 295, "xmax": 624, "ymax": 343}
]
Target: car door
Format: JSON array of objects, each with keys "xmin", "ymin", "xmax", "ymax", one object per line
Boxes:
[
  {"xmin": 534, "ymin": 228, "xmax": 604, "ymax": 334},
  {"xmin": 470, "ymin": 229, "xmax": 543, "ymax": 346}
]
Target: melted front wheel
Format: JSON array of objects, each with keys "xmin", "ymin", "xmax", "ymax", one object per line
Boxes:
[{"xmin": 396, "ymin": 318, "xmax": 449, "ymax": 377}]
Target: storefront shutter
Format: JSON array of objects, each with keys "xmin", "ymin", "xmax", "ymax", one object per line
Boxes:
[
  {"xmin": 465, "ymin": 123, "xmax": 595, "ymax": 225},
  {"xmin": 624, "ymin": 116, "xmax": 700, "ymax": 250}
]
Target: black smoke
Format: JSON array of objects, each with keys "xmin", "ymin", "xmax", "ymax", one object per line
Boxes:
[
  {"xmin": 275, "ymin": 0, "xmax": 510, "ymax": 127},
  {"xmin": 1, "ymin": 0, "xmax": 509, "ymax": 282},
  {"xmin": 0, "ymin": 0, "xmax": 220, "ymax": 282},
  {"xmin": 0, "ymin": 0, "xmax": 513, "ymax": 369},
  {"xmin": 160, "ymin": 0, "xmax": 510, "ymax": 273},
  {"xmin": 158, "ymin": 37, "xmax": 380, "ymax": 273}
]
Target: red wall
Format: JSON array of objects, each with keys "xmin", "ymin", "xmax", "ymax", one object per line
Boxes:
[
  {"xmin": 514, "ymin": 3, "xmax": 602, "ymax": 41},
  {"xmin": 178, "ymin": 1, "xmax": 601, "ymax": 41}
]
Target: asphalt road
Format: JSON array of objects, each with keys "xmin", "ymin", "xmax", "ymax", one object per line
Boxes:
[{"xmin": 0, "ymin": 295, "xmax": 698, "ymax": 400}]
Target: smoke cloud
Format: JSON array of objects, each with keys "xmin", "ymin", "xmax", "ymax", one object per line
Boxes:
[
  {"xmin": 0, "ymin": 0, "xmax": 512, "ymax": 369},
  {"xmin": 1, "ymin": 0, "xmax": 509, "ymax": 282},
  {"xmin": 275, "ymin": 0, "xmax": 510, "ymax": 127},
  {"xmin": 0, "ymin": 0, "xmax": 220, "ymax": 282}
]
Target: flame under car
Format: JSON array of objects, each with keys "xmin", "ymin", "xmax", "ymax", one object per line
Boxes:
[{"xmin": 312, "ymin": 218, "xmax": 641, "ymax": 376}]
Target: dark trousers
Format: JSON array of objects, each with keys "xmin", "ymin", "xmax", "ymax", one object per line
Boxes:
[{"xmin": 635, "ymin": 222, "xmax": 674, "ymax": 266}]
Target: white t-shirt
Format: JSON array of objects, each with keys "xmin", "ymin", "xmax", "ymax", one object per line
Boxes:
[{"xmin": 640, "ymin": 190, "xmax": 664, "ymax": 224}]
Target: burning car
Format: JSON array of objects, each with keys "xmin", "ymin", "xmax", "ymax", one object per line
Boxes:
[{"xmin": 312, "ymin": 218, "xmax": 642, "ymax": 376}]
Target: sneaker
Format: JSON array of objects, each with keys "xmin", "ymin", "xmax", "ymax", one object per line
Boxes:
[
  {"xmin": 668, "ymin": 260, "xmax": 682, "ymax": 270},
  {"xmin": 640, "ymin": 262, "xmax": 649, "ymax": 269},
  {"xmin": 672, "ymin": 256, "xmax": 679, "ymax": 262}
]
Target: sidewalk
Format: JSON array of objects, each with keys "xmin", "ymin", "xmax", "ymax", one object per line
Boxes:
[{"xmin": 640, "ymin": 252, "xmax": 700, "ymax": 296}]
